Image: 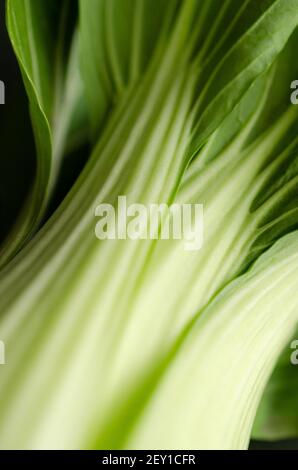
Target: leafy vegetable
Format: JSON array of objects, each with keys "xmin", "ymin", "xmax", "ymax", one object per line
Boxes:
[
  {"xmin": 1, "ymin": 0, "xmax": 87, "ymax": 266},
  {"xmin": 0, "ymin": 0, "xmax": 298, "ymax": 450}
]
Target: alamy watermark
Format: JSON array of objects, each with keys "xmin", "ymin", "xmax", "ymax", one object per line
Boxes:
[
  {"xmin": 0, "ymin": 80, "xmax": 5, "ymax": 104},
  {"xmin": 0, "ymin": 340, "xmax": 5, "ymax": 365},
  {"xmin": 290, "ymin": 80, "xmax": 298, "ymax": 105},
  {"xmin": 95, "ymin": 196, "xmax": 204, "ymax": 251}
]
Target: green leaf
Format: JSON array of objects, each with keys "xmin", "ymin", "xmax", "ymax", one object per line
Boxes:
[
  {"xmin": 79, "ymin": 0, "xmax": 179, "ymax": 139},
  {"xmin": 1, "ymin": 0, "xmax": 87, "ymax": 266},
  {"xmin": 190, "ymin": 0, "xmax": 298, "ymax": 155}
]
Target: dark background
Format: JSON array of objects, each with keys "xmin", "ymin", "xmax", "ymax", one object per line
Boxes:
[{"xmin": 0, "ymin": 0, "xmax": 297, "ymax": 451}]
